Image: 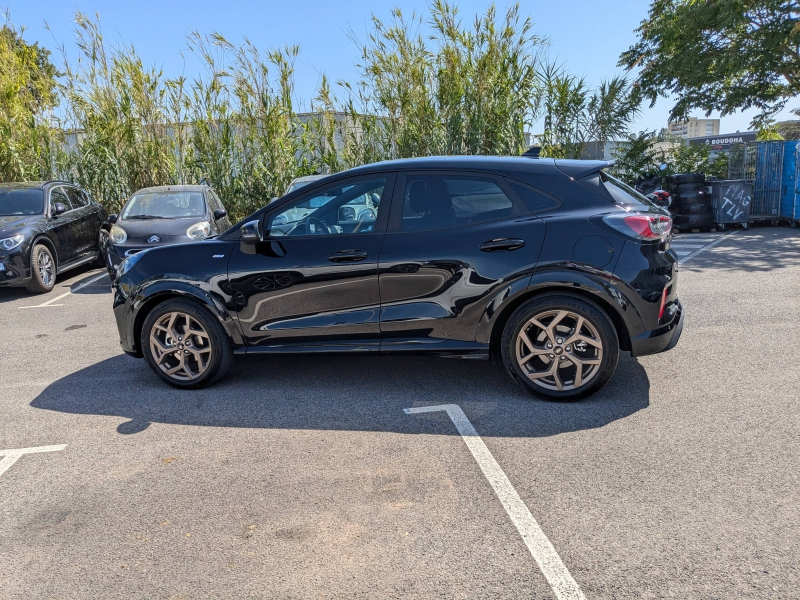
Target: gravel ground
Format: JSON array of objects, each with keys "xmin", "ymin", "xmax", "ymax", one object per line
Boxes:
[{"xmin": 0, "ymin": 226, "xmax": 798, "ymax": 599}]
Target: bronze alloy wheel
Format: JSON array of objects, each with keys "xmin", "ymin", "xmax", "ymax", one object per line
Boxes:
[
  {"xmin": 149, "ymin": 311, "xmax": 213, "ymax": 381},
  {"xmin": 515, "ymin": 309, "xmax": 604, "ymax": 391}
]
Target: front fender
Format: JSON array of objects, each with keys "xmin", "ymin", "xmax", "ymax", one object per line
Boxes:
[{"xmin": 118, "ymin": 278, "xmax": 244, "ymax": 357}]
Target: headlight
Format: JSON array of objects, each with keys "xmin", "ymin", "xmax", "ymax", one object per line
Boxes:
[
  {"xmin": 110, "ymin": 225, "xmax": 127, "ymax": 244},
  {"xmin": 0, "ymin": 234, "xmax": 25, "ymax": 250},
  {"xmin": 186, "ymin": 220, "xmax": 211, "ymax": 240},
  {"xmin": 116, "ymin": 249, "xmax": 147, "ymax": 278}
]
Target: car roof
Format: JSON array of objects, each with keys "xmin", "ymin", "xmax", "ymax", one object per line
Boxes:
[
  {"xmin": 0, "ymin": 180, "xmax": 72, "ymax": 190},
  {"xmin": 291, "ymin": 175, "xmax": 326, "ymax": 184},
  {"xmin": 342, "ymin": 155, "xmax": 612, "ymax": 179}
]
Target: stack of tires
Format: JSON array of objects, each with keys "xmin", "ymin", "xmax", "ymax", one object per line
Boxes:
[{"xmin": 665, "ymin": 173, "xmax": 714, "ymax": 231}]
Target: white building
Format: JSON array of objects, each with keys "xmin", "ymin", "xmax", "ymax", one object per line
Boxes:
[{"xmin": 668, "ymin": 117, "xmax": 720, "ymax": 139}]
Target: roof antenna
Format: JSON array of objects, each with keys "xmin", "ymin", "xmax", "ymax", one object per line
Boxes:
[{"xmin": 521, "ymin": 146, "xmax": 541, "ymax": 159}]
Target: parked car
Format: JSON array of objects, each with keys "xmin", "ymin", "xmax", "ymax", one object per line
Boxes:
[
  {"xmin": 0, "ymin": 181, "xmax": 110, "ymax": 293},
  {"xmin": 111, "ymin": 156, "xmax": 684, "ymax": 401},
  {"xmin": 105, "ymin": 185, "xmax": 232, "ymax": 277}
]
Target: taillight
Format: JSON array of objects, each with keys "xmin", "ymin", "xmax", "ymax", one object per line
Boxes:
[
  {"xmin": 603, "ymin": 213, "xmax": 672, "ymax": 240},
  {"xmin": 658, "ymin": 286, "xmax": 668, "ymax": 320}
]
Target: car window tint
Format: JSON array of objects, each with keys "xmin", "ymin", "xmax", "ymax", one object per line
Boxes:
[
  {"xmin": 600, "ymin": 171, "xmax": 657, "ymax": 209},
  {"xmin": 65, "ymin": 187, "xmax": 89, "ymax": 208},
  {"xmin": 50, "ymin": 187, "xmax": 72, "ymax": 212},
  {"xmin": 506, "ymin": 180, "xmax": 560, "ymax": 213},
  {"xmin": 400, "ymin": 175, "xmax": 517, "ymax": 232},
  {"xmin": 266, "ymin": 177, "xmax": 386, "ymax": 237},
  {"xmin": 207, "ymin": 190, "xmax": 222, "ymax": 211}
]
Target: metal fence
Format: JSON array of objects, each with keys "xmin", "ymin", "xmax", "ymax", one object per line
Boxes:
[{"xmin": 727, "ymin": 141, "xmax": 785, "ymax": 218}]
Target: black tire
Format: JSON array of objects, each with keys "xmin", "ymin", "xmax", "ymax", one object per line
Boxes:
[
  {"xmin": 93, "ymin": 229, "xmax": 110, "ymax": 268},
  {"xmin": 673, "ymin": 213, "xmax": 714, "ymax": 228},
  {"xmin": 673, "ymin": 183, "xmax": 704, "ymax": 196},
  {"xmin": 141, "ymin": 298, "xmax": 233, "ymax": 389},
  {"xmin": 671, "ymin": 191, "xmax": 707, "ymax": 205},
  {"xmin": 26, "ymin": 244, "xmax": 56, "ymax": 294},
  {"xmin": 500, "ymin": 293, "xmax": 619, "ymax": 402},
  {"xmin": 670, "ymin": 201, "xmax": 713, "ymax": 215},
  {"xmin": 666, "ymin": 173, "xmax": 704, "ymax": 185}
]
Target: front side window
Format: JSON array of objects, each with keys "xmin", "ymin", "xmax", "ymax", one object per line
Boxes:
[
  {"xmin": 0, "ymin": 188, "xmax": 44, "ymax": 216},
  {"xmin": 265, "ymin": 177, "xmax": 386, "ymax": 237},
  {"xmin": 121, "ymin": 191, "xmax": 206, "ymax": 220},
  {"xmin": 401, "ymin": 175, "xmax": 518, "ymax": 232},
  {"xmin": 50, "ymin": 188, "xmax": 72, "ymax": 213}
]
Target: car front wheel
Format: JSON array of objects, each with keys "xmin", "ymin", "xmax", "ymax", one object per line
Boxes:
[
  {"xmin": 26, "ymin": 244, "xmax": 56, "ymax": 294},
  {"xmin": 501, "ymin": 293, "xmax": 619, "ymax": 401},
  {"xmin": 141, "ymin": 298, "xmax": 233, "ymax": 389}
]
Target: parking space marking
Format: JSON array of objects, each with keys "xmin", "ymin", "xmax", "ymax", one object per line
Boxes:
[
  {"xmin": 405, "ymin": 404, "xmax": 585, "ymax": 600},
  {"xmin": 0, "ymin": 444, "xmax": 67, "ymax": 478},
  {"xmin": 677, "ymin": 232, "xmax": 737, "ymax": 264},
  {"xmin": 19, "ymin": 271, "xmax": 108, "ymax": 309}
]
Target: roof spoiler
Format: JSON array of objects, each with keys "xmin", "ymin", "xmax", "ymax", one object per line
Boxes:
[{"xmin": 521, "ymin": 146, "xmax": 541, "ymax": 159}]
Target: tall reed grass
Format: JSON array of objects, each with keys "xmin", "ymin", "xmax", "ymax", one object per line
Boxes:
[{"xmin": 2, "ymin": 3, "xmax": 642, "ymax": 221}]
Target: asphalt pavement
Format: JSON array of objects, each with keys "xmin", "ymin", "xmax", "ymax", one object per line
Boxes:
[{"xmin": 1, "ymin": 226, "xmax": 799, "ymax": 599}]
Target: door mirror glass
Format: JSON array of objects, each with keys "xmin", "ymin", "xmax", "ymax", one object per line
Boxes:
[
  {"xmin": 213, "ymin": 208, "xmax": 227, "ymax": 220},
  {"xmin": 108, "ymin": 214, "xmax": 118, "ymax": 224},
  {"xmin": 52, "ymin": 202, "xmax": 68, "ymax": 216},
  {"xmin": 240, "ymin": 219, "xmax": 263, "ymax": 244}
]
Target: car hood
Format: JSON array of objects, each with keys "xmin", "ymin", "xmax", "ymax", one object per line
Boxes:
[
  {"xmin": 114, "ymin": 217, "xmax": 209, "ymax": 245},
  {"xmin": 0, "ymin": 214, "xmax": 40, "ymax": 235}
]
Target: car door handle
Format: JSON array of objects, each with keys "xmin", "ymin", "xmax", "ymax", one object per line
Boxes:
[
  {"xmin": 480, "ymin": 238, "xmax": 525, "ymax": 252},
  {"xmin": 328, "ymin": 250, "xmax": 368, "ymax": 263}
]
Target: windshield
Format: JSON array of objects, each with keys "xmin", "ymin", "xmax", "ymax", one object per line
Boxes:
[
  {"xmin": 0, "ymin": 188, "xmax": 44, "ymax": 216},
  {"xmin": 600, "ymin": 171, "xmax": 657, "ymax": 209},
  {"xmin": 121, "ymin": 191, "xmax": 206, "ymax": 220}
]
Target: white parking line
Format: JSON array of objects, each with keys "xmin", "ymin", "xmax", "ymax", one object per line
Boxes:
[
  {"xmin": 679, "ymin": 232, "xmax": 737, "ymax": 264},
  {"xmin": 405, "ymin": 404, "xmax": 585, "ymax": 600},
  {"xmin": 19, "ymin": 271, "xmax": 108, "ymax": 309},
  {"xmin": 0, "ymin": 444, "xmax": 67, "ymax": 478}
]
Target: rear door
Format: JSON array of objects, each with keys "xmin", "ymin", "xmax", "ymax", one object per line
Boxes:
[
  {"xmin": 65, "ymin": 186, "xmax": 99, "ymax": 259},
  {"xmin": 228, "ymin": 174, "xmax": 394, "ymax": 351},
  {"xmin": 378, "ymin": 171, "xmax": 546, "ymax": 350}
]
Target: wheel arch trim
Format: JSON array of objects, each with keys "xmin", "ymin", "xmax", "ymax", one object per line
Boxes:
[{"xmin": 129, "ymin": 282, "xmax": 243, "ymax": 357}]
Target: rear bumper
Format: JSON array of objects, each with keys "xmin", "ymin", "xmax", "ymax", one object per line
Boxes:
[{"xmin": 629, "ymin": 300, "xmax": 684, "ymax": 357}]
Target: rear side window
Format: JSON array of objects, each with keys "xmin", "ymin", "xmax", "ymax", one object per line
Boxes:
[
  {"xmin": 506, "ymin": 180, "xmax": 560, "ymax": 213},
  {"xmin": 401, "ymin": 175, "xmax": 519, "ymax": 232},
  {"xmin": 599, "ymin": 172, "xmax": 657, "ymax": 209}
]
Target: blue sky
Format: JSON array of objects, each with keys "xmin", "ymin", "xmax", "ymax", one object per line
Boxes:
[{"xmin": 6, "ymin": 0, "xmax": 793, "ymax": 134}]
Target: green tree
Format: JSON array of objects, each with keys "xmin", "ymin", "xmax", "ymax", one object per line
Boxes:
[
  {"xmin": 537, "ymin": 64, "xmax": 642, "ymax": 159},
  {"xmin": 620, "ymin": 0, "xmax": 800, "ymax": 128},
  {"xmin": 0, "ymin": 16, "xmax": 60, "ymax": 181}
]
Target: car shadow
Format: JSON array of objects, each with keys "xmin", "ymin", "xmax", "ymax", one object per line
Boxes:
[
  {"xmin": 30, "ymin": 352, "xmax": 650, "ymax": 438},
  {"xmin": 0, "ymin": 265, "xmax": 109, "ymax": 303}
]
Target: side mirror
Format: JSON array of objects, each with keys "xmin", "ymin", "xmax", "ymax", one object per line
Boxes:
[
  {"xmin": 213, "ymin": 209, "xmax": 227, "ymax": 221},
  {"xmin": 108, "ymin": 214, "xmax": 118, "ymax": 224},
  {"xmin": 52, "ymin": 203, "xmax": 68, "ymax": 217},
  {"xmin": 240, "ymin": 219, "xmax": 263, "ymax": 244}
]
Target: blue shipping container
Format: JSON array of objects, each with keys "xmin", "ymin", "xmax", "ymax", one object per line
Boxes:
[{"xmin": 781, "ymin": 141, "xmax": 799, "ymax": 220}]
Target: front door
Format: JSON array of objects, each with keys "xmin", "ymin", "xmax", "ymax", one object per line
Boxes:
[
  {"xmin": 228, "ymin": 174, "xmax": 394, "ymax": 351},
  {"xmin": 47, "ymin": 186, "xmax": 80, "ymax": 266},
  {"xmin": 378, "ymin": 172, "xmax": 546, "ymax": 350},
  {"xmin": 64, "ymin": 186, "xmax": 99, "ymax": 259}
]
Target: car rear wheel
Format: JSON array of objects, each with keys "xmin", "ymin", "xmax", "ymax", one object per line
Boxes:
[
  {"xmin": 501, "ymin": 294, "xmax": 619, "ymax": 401},
  {"xmin": 26, "ymin": 244, "xmax": 56, "ymax": 294},
  {"xmin": 141, "ymin": 298, "xmax": 233, "ymax": 389}
]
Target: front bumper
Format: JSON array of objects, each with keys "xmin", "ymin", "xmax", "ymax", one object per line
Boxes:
[
  {"xmin": 629, "ymin": 300, "xmax": 684, "ymax": 357},
  {"xmin": 0, "ymin": 248, "xmax": 32, "ymax": 287}
]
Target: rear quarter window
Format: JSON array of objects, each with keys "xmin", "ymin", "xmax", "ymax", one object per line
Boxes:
[{"xmin": 506, "ymin": 179, "xmax": 561, "ymax": 213}]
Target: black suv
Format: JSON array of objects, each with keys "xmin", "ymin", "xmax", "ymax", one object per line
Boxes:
[
  {"xmin": 112, "ymin": 157, "xmax": 684, "ymax": 400},
  {"xmin": 0, "ymin": 181, "xmax": 110, "ymax": 293}
]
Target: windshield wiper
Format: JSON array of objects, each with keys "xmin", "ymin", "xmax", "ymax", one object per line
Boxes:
[{"xmin": 123, "ymin": 215, "xmax": 160, "ymax": 220}]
